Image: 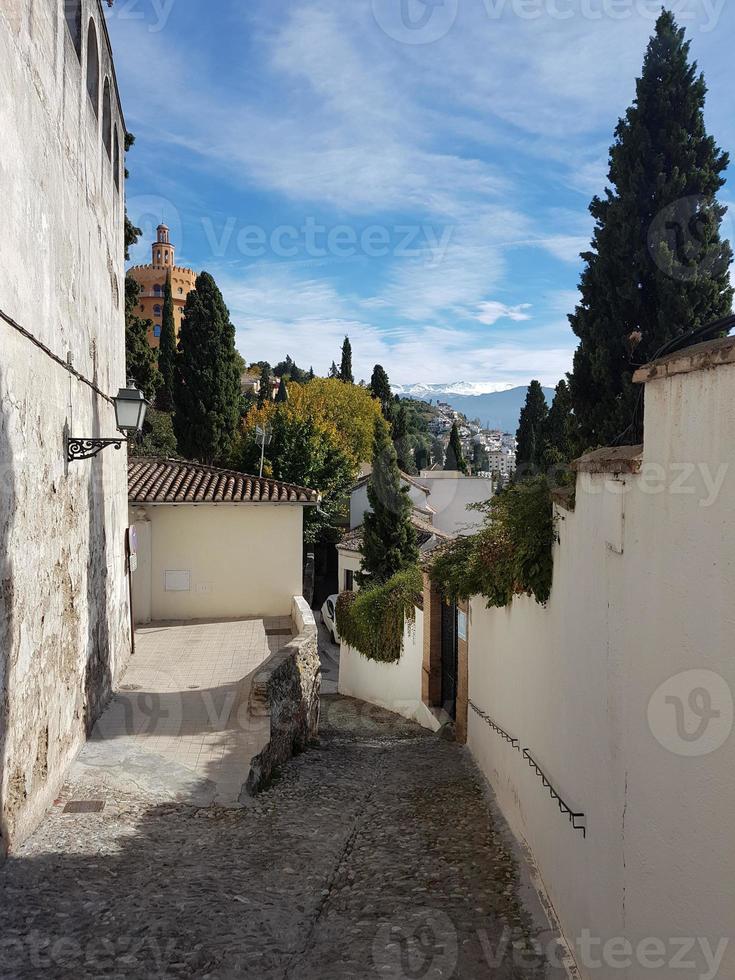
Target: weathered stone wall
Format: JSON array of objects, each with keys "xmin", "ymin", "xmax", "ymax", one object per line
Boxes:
[
  {"xmin": 245, "ymin": 600, "xmax": 321, "ymax": 794},
  {"xmin": 0, "ymin": 1, "xmax": 131, "ymax": 855}
]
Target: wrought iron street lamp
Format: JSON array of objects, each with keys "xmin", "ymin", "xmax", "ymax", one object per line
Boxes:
[{"xmin": 67, "ymin": 383, "xmax": 149, "ymax": 462}]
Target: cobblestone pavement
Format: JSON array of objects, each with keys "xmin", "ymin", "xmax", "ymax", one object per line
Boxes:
[{"xmin": 0, "ymin": 696, "xmax": 565, "ymax": 979}]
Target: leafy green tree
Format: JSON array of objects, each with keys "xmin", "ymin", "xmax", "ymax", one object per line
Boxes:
[
  {"xmin": 134, "ymin": 408, "xmax": 178, "ymax": 458},
  {"xmin": 391, "ymin": 400, "xmax": 414, "ymax": 473},
  {"xmin": 123, "ymin": 132, "xmax": 142, "ymax": 261},
  {"xmin": 473, "ymin": 442, "xmax": 490, "ymax": 473},
  {"xmin": 156, "ymin": 273, "xmax": 177, "ymax": 411},
  {"xmin": 370, "ymin": 364, "xmax": 393, "ymax": 417},
  {"xmin": 124, "ymin": 276, "xmax": 159, "ymax": 400},
  {"xmin": 431, "ymin": 436, "xmax": 445, "ymax": 468},
  {"xmin": 360, "ymin": 419, "xmax": 418, "ymax": 585},
  {"xmin": 273, "ymin": 355, "xmax": 310, "ymax": 384},
  {"xmin": 274, "ymin": 377, "xmax": 289, "ymax": 403},
  {"xmin": 339, "ymin": 336, "xmax": 354, "ymax": 384},
  {"xmin": 173, "ymin": 272, "xmax": 241, "ymax": 464},
  {"xmin": 516, "ymin": 381, "xmax": 548, "ymax": 472},
  {"xmin": 569, "ymin": 10, "xmax": 733, "ymax": 448},
  {"xmin": 543, "ymin": 379, "xmax": 575, "ymax": 464},
  {"xmin": 257, "ymin": 362, "xmax": 272, "ymax": 407},
  {"xmin": 414, "ymin": 445, "xmax": 430, "ymax": 471},
  {"xmin": 444, "ymin": 422, "xmax": 468, "ymax": 474}
]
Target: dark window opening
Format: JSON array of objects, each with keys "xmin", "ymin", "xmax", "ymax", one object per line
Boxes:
[
  {"xmin": 113, "ymin": 125, "xmax": 121, "ymax": 190},
  {"xmin": 86, "ymin": 20, "xmax": 100, "ymax": 118},
  {"xmin": 345, "ymin": 569, "xmax": 354, "ymax": 592},
  {"xmin": 64, "ymin": 1, "xmax": 82, "ymax": 61},
  {"xmin": 102, "ymin": 79, "xmax": 112, "ymax": 159}
]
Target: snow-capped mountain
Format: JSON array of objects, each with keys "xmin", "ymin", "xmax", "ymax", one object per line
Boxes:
[
  {"xmin": 392, "ymin": 381, "xmax": 515, "ymax": 398},
  {"xmin": 395, "ymin": 383, "xmax": 556, "ymax": 432}
]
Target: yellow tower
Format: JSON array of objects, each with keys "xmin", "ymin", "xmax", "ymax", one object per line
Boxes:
[{"xmin": 127, "ymin": 225, "xmax": 197, "ymax": 349}]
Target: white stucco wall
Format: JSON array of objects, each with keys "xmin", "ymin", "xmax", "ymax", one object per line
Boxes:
[
  {"xmin": 131, "ymin": 504, "xmax": 304, "ymax": 621},
  {"xmin": 338, "ymin": 608, "xmax": 440, "ymax": 731},
  {"xmin": 0, "ymin": 2, "xmax": 130, "ymax": 853},
  {"xmin": 337, "ymin": 549, "xmax": 362, "ymax": 596},
  {"xmin": 349, "ymin": 477, "xmax": 431, "ymax": 530},
  {"xmin": 467, "ymin": 358, "xmax": 735, "ymax": 979},
  {"xmin": 417, "ymin": 472, "xmax": 494, "ymax": 535}
]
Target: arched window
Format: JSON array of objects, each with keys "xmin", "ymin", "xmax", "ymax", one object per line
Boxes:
[
  {"xmin": 153, "ymin": 326, "xmax": 162, "ymax": 338},
  {"xmin": 102, "ymin": 79, "xmax": 112, "ymax": 160},
  {"xmin": 153, "ymin": 284, "xmax": 162, "ymax": 295},
  {"xmin": 86, "ymin": 20, "xmax": 99, "ymax": 118},
  {"xmin": 153, "ymin": 305, "xmax": 162, "ymax": 316},
  {"xmin": 113, "ymin": 125, "xmax": 121, "ymax": 190},
  {"xmin": 64, "ymin": 1, "xmax": 82, "ymax": 61}
]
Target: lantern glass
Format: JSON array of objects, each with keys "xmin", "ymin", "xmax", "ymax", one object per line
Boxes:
[{"xmin": 114, "ymin": 385, "xmax": 149, "ymax": 433}]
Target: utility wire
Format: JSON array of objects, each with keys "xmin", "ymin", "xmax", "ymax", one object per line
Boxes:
[{"xmin": 0, "ymin": 307, "xmax": 113, "ymax": 405}]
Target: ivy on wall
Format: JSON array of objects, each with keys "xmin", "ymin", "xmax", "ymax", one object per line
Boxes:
[
  {"xmin": 430, "ymin": 476, "xmax": 556, "ymax": 607},
  {"xmin": 336, "ymin": 566, "xmax": 423, "ymax": 663}
]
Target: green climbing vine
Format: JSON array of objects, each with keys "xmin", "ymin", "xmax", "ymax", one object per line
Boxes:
[{"xmin": 335, "ymin": 565, "xmax": 423, "ymax": 663}]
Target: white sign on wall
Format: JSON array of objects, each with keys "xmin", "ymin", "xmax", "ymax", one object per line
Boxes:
[
  {"xmin": 458, "ymin": 610, "xmax": 467, "ymax": 641},
  {"xmin": 164, "ymin": 570, "xmax": 191, "ymax": 592}
]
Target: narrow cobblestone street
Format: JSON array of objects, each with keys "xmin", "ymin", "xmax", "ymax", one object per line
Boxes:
[{"xmin": 0, "ymin": 696, "xmax": 564, "ymax": 979}]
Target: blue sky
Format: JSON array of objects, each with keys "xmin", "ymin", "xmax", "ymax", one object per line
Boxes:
[{"xmin": 108, "ymin": 0, "xmax": 734, "ymax": 388}]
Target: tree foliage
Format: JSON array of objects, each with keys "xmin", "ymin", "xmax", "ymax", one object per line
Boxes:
[
  {"xmin": 360, "ymin": 419, "xmax": 419, "ymax": 585},
  {"xmin": 339, "ymin": 336, "xmax": 354, "ymax": 384},
  {"xmin": 124, "ymin": 276, "xmax": 159, "ymax": 400},
  {"xmin": 370, "ymin": 364, "xmax": 393, "ymax": 417},
  {"xmin": 156, "ymin": 273, "xmax": 177, "ymax": 411},
  {"xmin": 335, "ymin": 566, "xmax": 423, "ymax": 663},
  {"xmin": 516, "ymin": 381, "xmax": 548, "ymax": 471},
  {"xmin": 430, "ymin": 477, "xmax": 556, "ymax": 607},
  {"xmin": 543, "ymin": 379, "xmax": 575, "ymax": 465},
  {"xmin": 173, "ymin": 272, "xmax": 241, "ymax": 465},
  {"xmin": 444, "ymin": 422, "xmax": 468, "ymax": 474},
  {"xmin": 569, "ymin": 11, "xmax": 733, "ymax": 448},
  {"xmin": 134, "ymin": 408, "xmax": 178, "ymax": 458}
]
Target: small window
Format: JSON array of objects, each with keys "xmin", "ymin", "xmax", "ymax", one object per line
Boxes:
[
  {"xmin": 102, "ymin": 79, "xmax": 112, "ymax": 160},
  {"xmin": 178, "ymin": 287, "xmax": 184, "ymax": 295},
  {"xmin": 139, "ymin": 305, "xmax": 144, "ymax": 312},
  {"xmin": 153, "ymin": 326, "xmax": 161, "ymax": 338},
  {"xmin": 153, "ymin": 284, "xmax": 162, "ymax": 295},
  {"xmin": 64, "ymin": 1, "xmax": 82, "ymax": 61},
  {"xmin": 153, "ymin": 305, "xmax": 162, "ymax": 316},
  {"xmin": 345, "ymin": 570, "xmax": 354, "ymax": 592},
  {"xmin": 113, "ymin": 125, "xmax": 121, "ymax": 190},
  {"xmin": 86, "ymin": 20, "xmax": 99, "ymax": 117}
]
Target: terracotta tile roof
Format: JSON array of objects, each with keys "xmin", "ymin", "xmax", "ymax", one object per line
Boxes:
[
  {"xmin": 338, "ymin": 516, "xmax": 453, "ymax": 553},
  {"xmin": 128, "ymin": 458, "xmax": 319, "ymax": 505}
]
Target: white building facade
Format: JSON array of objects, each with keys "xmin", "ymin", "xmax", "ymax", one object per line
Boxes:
[{"xmin": 0, "ymin": 1, "xmax": 130, "ymax": 855}]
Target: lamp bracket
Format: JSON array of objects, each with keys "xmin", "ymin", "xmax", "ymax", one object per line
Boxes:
[{"xmin": 67, "ymin": 436, "xmax": 127, "ymax": 462}]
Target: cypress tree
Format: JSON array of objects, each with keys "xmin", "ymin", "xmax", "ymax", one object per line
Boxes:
[
  {"xmin": 124, "ymin": 276, "xmax": 159, "ymax": 400},
  {"xmin": 569, "ymin": 11, "xmax": 732, "ymax": 448},
  {"xmin": 360, "ymin": 419, "xmax": 418, "ymax": 585},
  {"xmin": 339, "ymin": 337, "xmax": 354, "ymax": 384},
  {"xmin": 543, "ymin": 379, "xmax": 575, "ymax": 464},
  {"xmin": 370, "ymin": 364, "xmax": 393, "ymax": 417},
  {"xmin": 257, "ymin": 363, "xmax": 272, "ymax": 407},
  {"xmin": 274, "ymin": 377, "xmax": 289, "ymax": 403},
  {"xmin": 516, "ymin": 381, "xmax": 548, "ymax": 472},
  {"xmin": 156, "ymin": 273, "xmax": 177, "ymax": 411},
  {"xmin": 329, "ymin": 361, "xmax": 339, "ymax": 378},
  {"xmin": 173, "ymin": 272, "xmax": 241, "ymax": 465},
  {"xmin": 444, "ymin": 422, "xmax": 468, "ymax": 474}
]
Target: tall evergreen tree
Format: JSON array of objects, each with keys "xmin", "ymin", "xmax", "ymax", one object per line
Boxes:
[
  {"xmin": 339, "ymin": 336, "xmax": 354, "ymax": 384},
  {"xmin": 569, "ymin": 11, "xmax": 732, "ymax": 448},
  {"xmin": 257, "ymin": 362, "xmax": 272, "ymax": 407},
  {"xmin": 516, "ymin": 381, "xmax": 548, "ymax": 472},
  {"xmin": 173, "ymin": 272, "xmax": 241, "ymax": 464},
  {"xmin": 156, "ymin": 273, "xmax": 177, "ymax": 411},
  {"xmin": 444, "ymin": 422, "xmax": 468, "ymax": 474},
  {"xmin": 360, "ymin": 419, "xmax": 418, "ymax": 585},
  {"xmin": 370, "ymin": 364, "xmax": 393, "ymax": 417},
  {"xmin": 390, "ymin": 400, "xmax": 414, "ymax": 473},
  {"xmin": 124, "ymin": 276, "xmax": 159, "ymax": 400},
  {"xmin": 274, "ymin": 377, "xmax": 289, "ymax": 404},
  {"xmin": 543, "ymin": 379, "xmax": 575, "ymax": 464},
  {"xmin": 329, "ymin": 361, "xmax": 339, "ymax": 378}
]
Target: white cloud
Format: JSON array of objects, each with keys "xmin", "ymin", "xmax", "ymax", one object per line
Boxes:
[{"xmin": 476, "ymin": 301, "xmax": 532, "ymax": 325}]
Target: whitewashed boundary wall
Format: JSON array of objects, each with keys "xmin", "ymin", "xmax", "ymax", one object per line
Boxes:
[
  {"xmin": 467, "ymin": 337, "xmax": 735, "ymax": 980},
  {"xmin": 0, "ymin": 1, "xmax": 131, "ymax": 855}
]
